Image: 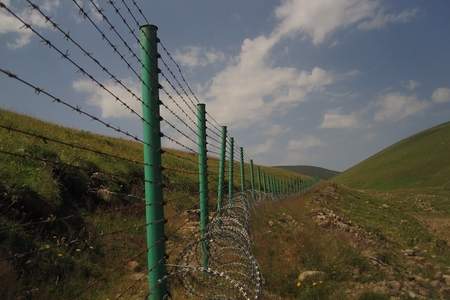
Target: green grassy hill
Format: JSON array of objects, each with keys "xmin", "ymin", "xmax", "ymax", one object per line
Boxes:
[
  {"xmin": 273, "ymin": 165, "xmax": 340, "ymax": 180},
  {"xmin": 2, "ymin": 108, "xmax": 450, "ymax": 300},
  {"xmin": 334, "ymin": 121, "xmax": 450, "ymax": 191},
  {"xmin": 0, "ymin": 108, "xmax": 306, "ymax": 299}
]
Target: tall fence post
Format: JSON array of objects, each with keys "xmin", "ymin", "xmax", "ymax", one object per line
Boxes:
[
  {"xmin": 257, "ymin": 166, "xmax": 261, "ymax": 191},
  {"xmin": 217, "ymin": 126, "xmax": 227, "ymax": 227},
  {"xmin": 228, "ymin": 137, "xmax": 234, "ymax": 205},
  {"xmin": 262, "ymin": 172, "xmax": 266, "ymax": 193},
  {"xmin": 140, "ymin": 24, "xmax": 167, "ymax": 299},
  {"xmin": 197, "ymin": 104, "xmax": 209, "ymax": 269},
  {"xmin": 240, "ymin": 147, "xmax": 245, "ymax": 192},
  {"xmin": 250, "ymin": 159, "xmax": 255, "ymax": 201}
]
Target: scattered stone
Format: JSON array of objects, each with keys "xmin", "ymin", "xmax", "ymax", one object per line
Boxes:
[
  {"xmin": 381, "ymin": 204, "xmax": 389, "ymax": 209},
  {"xmin": 407, "ymin": 291, "xmax": 416, "ymax": 298},
  {"xmin": 443, "ymin": 275, "xmax": 450, "ymax": 286},
  {"xmin": 388, "ymin": 281, "xmax": 401, "ymax": 293},
  {"xmin": 430, "ymin": 280, "xmax": 442, "ymax": 288},
  {"xmin": 373, "ymin": 286, "xmax": 388, "ymax": 294},
  {"xmin": 129, "ymin": 273, "xmax": 147, "ymax": 281},
  {"xmin": 414, "ymin": 256, "xmax": 426, "ymax": 263},
  {"xmin": 298, "ymin": 271, "xmax": 325, "ymax": 282},
  {"xmin": 126, "ymin": 261, "xmax": 141, "ymax": 272},
  {"xmin": 268, "ymin": 220, "xmax": 274, "ymax": 227},
  {"xmin": 434, "ymin": 271, "xmax": 443, "ymax": 280},
  {"xmin": 404, "ymin": 249, "xmax": 415, "ymax": 256}
]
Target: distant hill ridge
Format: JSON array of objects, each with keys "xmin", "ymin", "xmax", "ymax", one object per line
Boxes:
[{"xmin": 272, "ymin": 165, "xmax": 340, "ymax": 180}]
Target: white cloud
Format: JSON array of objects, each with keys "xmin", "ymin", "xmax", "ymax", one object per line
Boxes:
[
  {"xmin": 402, "ymin": 79, "xmax": 420, "ymax": 91},
  {"xmin": 319, "ymin": 108, "xmax": 361, "ymax": 128},
  {"xmin": 247, "ymin": 138, "xmax": 275, "ymax": 156},
  {"xmin": 173, "ymin": 46, "xmax": 226, "ymax": 69},
  {"xmin": 373, "ymin": 92, "xmax": 428, "ymax": 122},
  {"xmin": 358, "ymin": 7, "xmax": 418, "ymax": 30},
  {"xmin": 72, "ymin": 78, "xmax": 141, "ymax": 119},
  {"xmin": 431, "ymin": 88, "xmax": 450, "ymax": 103},
  {"xmin": 273, "ymin": 0, "xmax": 417, "ymax": 46},
  {"xmin": 0, "ymin": 0, "xmax": 61, "ymax": 49},
  {"xmin": 288, "ymin": 135, "xmax": 326, "ymax": 151}
]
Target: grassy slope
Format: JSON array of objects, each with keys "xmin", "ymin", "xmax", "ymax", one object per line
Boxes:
[
  {"xmin": 0, "ymin": 108, "xmax": 307, "ymax": 299},
  {"xmin": 273, "ymin": 165, "xmax": 340, "ymax": 180},
  {"xmin": 254, "ymin": 121, "xmax": 450, "ymax": 299},
  {"xmin": 334, "ymin": 121, "xmax": 450, "ymax": 191}
]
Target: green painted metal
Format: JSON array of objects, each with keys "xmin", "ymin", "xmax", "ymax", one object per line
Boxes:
[
  {"xmin": 197, "ymin": 103, "xmax": 209, "ymax": 269},
  {"xmin": 217, "ymin": 126, "xmax": 227, "ymax": 227},
  {"xmin": 271, "ymin": 175, "xmax": 275, "ymax": 196},
  {"xmin": 262, "ymin": 172, "xmax": 266, "ymax": 193},
  {"xmin": 256, "ymin": 166, "xmax": 261, "ymax": 191},
  {"xmin": 250, "ymin": 159, "xmax": 255, "ymax": 201},
  {"xmin": 140, "ymin": 24, "xmax": 167, "ymax": 299},
  {"xmin": 228, "ymin": 137, "xmax": 234, "ymax": 204},
  {"xmin": 240, "ymin": 147, "xmax": 245, "ymax": 192}
]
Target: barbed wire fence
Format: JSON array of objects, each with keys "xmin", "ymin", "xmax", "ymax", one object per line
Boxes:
[{"xmin": 0, "ymin": 1, "xmax": 319, "ymax": 299}]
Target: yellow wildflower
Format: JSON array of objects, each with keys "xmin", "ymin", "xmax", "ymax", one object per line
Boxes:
[
  {"xmin": 45, "ymin": 245, "xmax": 50, "ymax": 249},
  {"xmin": 297, "ymin": 282, "xmax": 301, "ymax": 287},
  {"xmin": 312, "ymin": 282, "xmax": 317, "ymax": 286},
  {"xmin": 76, "ymin": 249, "xmax": 81, "ymax": 252},
  {"xmin": 58, "ymin": 253, "xmax": 63, "ymax": 257}
]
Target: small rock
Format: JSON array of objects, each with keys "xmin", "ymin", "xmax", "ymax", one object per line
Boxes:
[
  {"xmin": 407, "ymin": 291, "xmax": 416, "ymax": 298},
  {"xmin": 434, "ymin": 271, "xmax": 443, "ymax": 280},
  {"xmin": 129, "ymin": 273, "xmax": 147, "ymax": 281},
  {"xmin": 414, "ymin": 256, "xmax": 426, "ymax": 263},
  {"xmin": 388, "ymin": 281, "xmax": 401, "ymax": 293},
  {"xmin": 381, "ymin": 204, "xmax": 389, "ymax": 209},
  {"xmin": 404, "ymin": 249, "xmax": 415, "ymax": 256},
  {"xmin": 319, "ymin": 219, "xmax": 331, "ymax": 228},
  {"xmin": 430, "ymin": 280, "xmax": 442, "ymax": 288},
  {"xmin": 298, "ymin": 271, "xmax": 325, "ymax": 282},
  {"xmin": 126, "ymin": 261, "xmax": 141, "ymax": 272},
  {"xmin": 268, "ymin": 220, "xmax": 274, "ymax": 226},
  {"xmin": 373, "ymin": 286, "xmax": 388, "ymax": 294}
]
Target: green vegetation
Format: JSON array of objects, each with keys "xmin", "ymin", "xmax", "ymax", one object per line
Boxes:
[
  {"xmin": 0, "ymin": 108, "xmax": 306, "ymax": 299},
  {"xmin": 334, "ymin": 121, "xmax": 450, "ymax": 191},
  {"xmin": 1, "ymin": 108, "xmax": 449, "ymax": 299}
]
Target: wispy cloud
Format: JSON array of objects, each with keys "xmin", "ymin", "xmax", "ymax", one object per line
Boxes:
[
  {"xmin": 318, "ymin": 108, "xmax": 361, "ymax": 129},
  {"xmin": 402, "ymin": 79, "xmax": 420, "ymax": 91},
  {"xmin": 373, "ymin": 92, "xmax": 428, "ymax": 122},
  {"xmin": 273, "ymin": 0, "xmax": 418, "ymax": 46},
  {"xmin": 431, "ymin": 87, "xmax": 450, "ymax": 103},
  {"xmin": 173, "ymin": 46, "xmax": 226, "ymax": 69},
  {"xmin": 0, "ymin": 0, "xmax": 61, "ymax": 49},
  {"xmin": 288, "ymin": 135, "xmax": 326, "ymax": 151},
  {"xmin": 72, "ymin": 78, "xmax": 141, "ymax": 119}
]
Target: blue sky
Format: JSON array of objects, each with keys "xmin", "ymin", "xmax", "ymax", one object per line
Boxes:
[{"xmin": 1, "ymin": 0, "xmax": 450, "ymax": 172}]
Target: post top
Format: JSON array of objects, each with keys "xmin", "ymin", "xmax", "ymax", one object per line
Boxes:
[{"xmin": 139, "ymin": 24, "xmax": 158, "ymax": 31}]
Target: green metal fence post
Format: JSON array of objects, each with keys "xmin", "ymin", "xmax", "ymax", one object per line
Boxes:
[
  {"xmin": 271, "ymin": 176, "xmax": 275, "ymax": 197},
  {"xmin": 217, "ymin": 126, "xmax": 227, "ymax": 227},
  {"xmin": 140, "ymin": 24, "xmax": 167, "ymax": 299},
  {"xmin": 262, "ymin": 172, "xmax": 266, "ymax": 193},
  {"xmin": 257, "ymin": 166, "xmax": 261, "ymax": 191},
  {"xmin": 240, "ymin": 147, "xmax": 245, "ymax": 192},
  {"xmin": 197, "ymin": 104, "xmax": 209, "ymax": 269},
  {"xmin": 228, "ymin": 137, "xmax": 234, "ymax": 204},
  {"xmin": 250, "ymin": 159, "xmax": 255, "ymax": 201}
]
